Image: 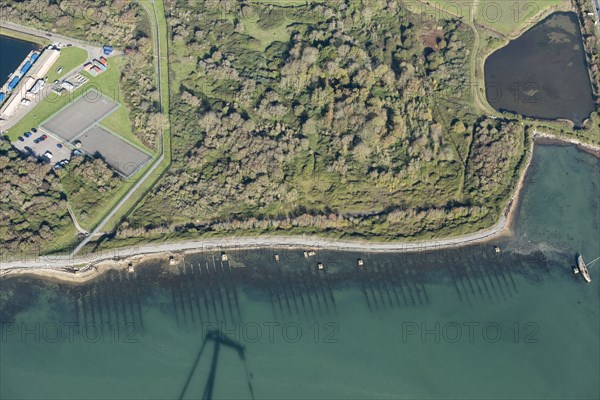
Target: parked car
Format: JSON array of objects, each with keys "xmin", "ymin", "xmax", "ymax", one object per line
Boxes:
[
  {"xmin": 34, "ymin": 138, "xmax": 40, "ymax": 144},
  {"xmin": 53, "ymin": 164, "xmax": 62, "ymax": 170},
  {"xmin": 61, "ymin": 160, "xmax": 69, "ymax": 165},
  {"xmin": 44, "ymin": 151, "xmax": 53, "ymax": 159},
  {"xmin": 72, "ymin": 149, "xmax": 82, "ymax": 156},
  {"xmin": 31, "ymin": 128, "xmax": 37, "ymax": 133},
  {"xmin": 24, "ymin": 132, "xmax": 31, "ymax": 138},
  {"xmin": 18, "ymin": 136, "xmax": 24, "ymax": 142},
  {"xmin": 57, "ymin": 143, "xmax": 63, "ymax": 148},
  {"xmin": 41, "ymin": 134, "xmax": 48, "ymax": 140}
]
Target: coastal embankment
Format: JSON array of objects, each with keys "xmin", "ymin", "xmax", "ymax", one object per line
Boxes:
[{"xmin": 1, "ymin": 134, "xmax": 598, "ymax": 283}]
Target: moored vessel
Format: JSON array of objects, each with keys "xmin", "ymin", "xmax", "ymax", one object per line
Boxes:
[{"xmin": 577, "ymin": 255, "xmax": 591, "ymax": 283}]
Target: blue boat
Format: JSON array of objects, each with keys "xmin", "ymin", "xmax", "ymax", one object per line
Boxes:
[
  {"xmin": 20, "ymin": 61, "xmax": 32, "ymax": 75},
  {"xmin": 8, "ymin": 75, "xmax": 21, "ymax": 90}
]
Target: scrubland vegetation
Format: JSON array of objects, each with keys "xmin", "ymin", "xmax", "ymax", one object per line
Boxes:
[
  {"xmin": 117, "ymin": 0, "xmax": 528, "ymax": 242},
  {"xmin": 0, "ymin": 0, "xmax": 597, "ymax": 253}
]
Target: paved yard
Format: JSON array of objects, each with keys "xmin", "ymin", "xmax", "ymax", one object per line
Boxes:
[
  {"xmin": 12, "ymin": 132, "xmax": 72, "ymax": 164},
  {"xmin": 77, "ymin": 126, "xmax": 152, "ymax": 177},
  {"xmin": 40, "ymin": 89, "xmax": 118, "ymax": 141},
  {"xmin": 12, "ymin": 88, "xmax": 151, "ymax": 178}
]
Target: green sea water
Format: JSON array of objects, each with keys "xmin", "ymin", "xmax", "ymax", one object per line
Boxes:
[{"xmin": 1, "ymin": 144, "xmax": 599, "ymax": 400}]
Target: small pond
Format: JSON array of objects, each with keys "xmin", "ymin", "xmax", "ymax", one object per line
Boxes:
[{"xmin": 485, "ymin": 12, "xmax": 595, "ymax": 127}]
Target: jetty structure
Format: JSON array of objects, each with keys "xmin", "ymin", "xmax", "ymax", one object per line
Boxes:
[
  {"xmin": 576, "ymin": 255, "xmax": 592, "ymax": 283},
  {"xmin": 0, "ymin": 45, "xmax": 61, "ymax": 118}
]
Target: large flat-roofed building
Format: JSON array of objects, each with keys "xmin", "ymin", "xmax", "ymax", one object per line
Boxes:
[
  {"xmin": 0, "ymin": 90, "xmax": 24, "ymax": 117},
  {"xmin": 0, "ymin": 77, "xmax": 35, "ymax": 117},
  {"xmin": 28, "ymin": 47, "xmax": 60, "ymax": 79}
]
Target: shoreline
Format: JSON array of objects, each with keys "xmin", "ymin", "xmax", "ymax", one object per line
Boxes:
[
  {"xmin": 0, "ymin": 26, "xmax": 49, "ymax": 46},
  {"xmin": 1, "ymin": 134, "xmax": 597, "ymax": 283}
]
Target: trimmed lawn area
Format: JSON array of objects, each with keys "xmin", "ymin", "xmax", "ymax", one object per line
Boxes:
[
  {"xmin": 425, "ymin": 0, "xmax": 566, "ymax": 36},
  {"xmin": 249, "ymin": 0, "xmax": 320, "ymax": 5},
  {"xmin": 46, "ymin": 46, "xmax": 88, "ymax": 83},
  {"xmin": 477, "ymin": 0, "xmax": 565, "ymax": 36}
]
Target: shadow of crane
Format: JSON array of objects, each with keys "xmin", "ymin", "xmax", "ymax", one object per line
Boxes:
[{"xmin": 178, "ymin": 329, "xmax": 255, "ymax": 400}]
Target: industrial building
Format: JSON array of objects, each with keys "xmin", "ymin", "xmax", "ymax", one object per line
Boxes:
[
  {"xmin": 28, "ymin": 79, "xmax": 45, "ymax": 95},
  {"xmin": 89, "ymin": 65, "xmax": 102, "ymax": 77},
  {"xmin": 0, "ymin": 46, "xmax": 61, "ymax": 118},
  {"xmin": 86, "ymin": 58, "xmax": 110, "ymax": 77},
  {"xmin": 28, "ymin": 47, "xmax": 60, "ymax": 78},
  {"xmin": 61, "ymin": 81, "xmax": 74, "ymax": 92}
]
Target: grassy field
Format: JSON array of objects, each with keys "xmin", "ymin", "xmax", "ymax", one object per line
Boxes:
[
  {"xmin": 425, "ymin": 0, "xmax": 567, "ymax": 36},
  {"xmin": 242, "ymin": 18, "xmax": 291, "ymax": 50},
  {"xmin": 479, "ymin": 0, "xmax": 566, "ymax": 36},
  {"xmin": 46, "ymin": 47, "xmax": 87, "ymax": 83},
  {"xmin": 249, "ymin": 0, "xmax": 320, "ymax": 6},
  {"xmin": 99, "ymin": 104, "xmax": 149, "ymax": 152}
]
